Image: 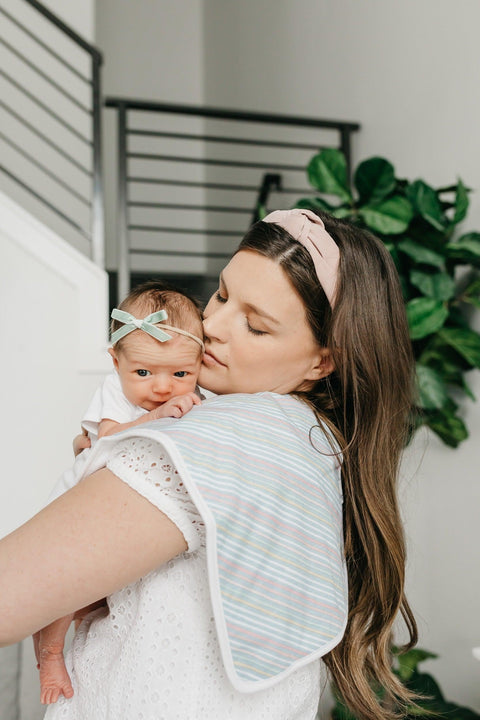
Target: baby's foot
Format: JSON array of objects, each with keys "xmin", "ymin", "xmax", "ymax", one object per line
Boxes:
[{"xmin": 39, "ymin": 649, "xmax": 74, "ymax": 704}]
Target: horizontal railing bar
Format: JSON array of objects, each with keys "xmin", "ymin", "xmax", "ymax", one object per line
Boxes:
[
  {"xmin": 128, "ymin": 201, "xmax": 252, "ymax": 214},
  {"xmin": 0, "ymin": 129, "xmax": 90, "ymax": 205},
  {"xmin": 130, "ymin": 249, "xmax": 232, "ymax": 259},
  {"xmin": 0, "ymin": 69, "xmax": 92, "ymax": 146},
  {"xmin": 129, "ymin": 225, "xmax": 242, "ymax": 237},
  {"xmin": 106, "ymin": 97, "xmax": 360, "ymax": 131},
  {"xmin": 0, "ymin": 37, "xmax": 92, "ymax": 115},
  {"xmin": 127, "ymin": 176, "xmax": 313, "ymax": 194},
  {"xmin": 0, "ymin": 100, "xmax": 93, "ymax": 176},
  {"xmin": 23, "ymin": 0, "xmax": 102, "ymax": 61},
  {"xmin": 0, "ymin": 163, "xmax": 91, "ymax": 238},
  {"xmin": 128, "ymin": 177, "xmax": 260, "ymax": 192},
  {"xmin": 127, "ymin": 129, "xmax": 323, "ymax": 151},
  {"xmin": 0, "ymin": 6, "xmax": 91, "ymax": 84},
  {"xmin": 127, "ymin": 153, "xmax": 305, "ymax": 172}
]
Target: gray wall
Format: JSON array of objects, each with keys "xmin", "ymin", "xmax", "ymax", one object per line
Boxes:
[{"xmin": 96, "ymin": 0, "xmax": 205, "ymax": 273}]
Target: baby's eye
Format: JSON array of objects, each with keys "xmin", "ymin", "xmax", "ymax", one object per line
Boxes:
[
  {"xmin": 174, "ymin": 371, "xmax": 188, "ymax": 378},
  {"xmin": 136, "ymin": 369, "xmax": 151, "ymax": 377}
]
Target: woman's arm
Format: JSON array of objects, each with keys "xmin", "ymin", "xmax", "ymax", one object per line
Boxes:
[{"xmin": 0, "ymin": 468, "xmax": 187, "ymax": 647}]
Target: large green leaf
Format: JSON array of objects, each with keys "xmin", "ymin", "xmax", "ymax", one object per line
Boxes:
[
  {"xmin": 416, "ymin": 364, "xmax": 449, "ymax": 409},
  {"xmin": 407, "ymin": 180, "xmax": 446, "ymax": 231},
  {"xmin": 453, "ymin": 178, "xmax": 469, "ymax": 224},
  {"xmin": 354, "ymin": 157, "xmax": 396, "ymax": 203},
  {"xmin": 446, "ymin": 233, "xmax": 480, "ymax": 266},
  {"xmin": 398, "ymin": 239, "xmax": 445, "ymax": 269},
  {"xmin": 406, "ymin": 297, "xmax": 448, "ymax": 339},
  {"xmin": 295, "ymin": 196, "xmax": 338, "ymax": 212},
  {"xmin": 395, "ymin": 648, "xmax": 438, "ymax": 682},
  {"xmin": 359, "ymin": 196, "xmax": 413, "ymax": 235},
  {"xmin": 295, "ymin": 197, "xmax": 353, "ymax": 219},
  {"xmin": 409, "ymin": 270, "xmax": 455, "ymax": 301},
  {"xmin": 438, "ymin": 327, "xmax": 480, "ymax": 368},
  {"xmin": 307, "ymin": 149, "xmax": 352, "ymax": 202},
  {"xmin": 420, "ymin": 335, "xmax": 472, "ymax": 371},
  {"xmin": 427, "ymin": 408, "xmax": 469, "ymax": 448},
  {"xmin": 419, "ymin": 349, "xmax": 476, "ymax": 400},
  {"xmin": 461, "ymin": 277, "xmax": 480, "ymax": 308}
]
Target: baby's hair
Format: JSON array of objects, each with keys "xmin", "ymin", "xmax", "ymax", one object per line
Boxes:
[{"xmin": 111, "ymin": 280, "xmax": 204, "ymax": 352}]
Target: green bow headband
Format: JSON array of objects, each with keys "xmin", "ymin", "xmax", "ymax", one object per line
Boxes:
[{"xmin": 110, "ymin": 308, "xmax": 205, "ymax": 352}]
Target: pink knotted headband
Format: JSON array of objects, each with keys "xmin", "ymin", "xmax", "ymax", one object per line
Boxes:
[{"xmin": 263, "ymin": 209, "xmax": 340, "ymax": 307}]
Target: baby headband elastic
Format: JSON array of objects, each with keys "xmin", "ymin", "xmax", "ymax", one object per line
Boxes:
[
  {"xmin": 263, "ymin": 208, "xmax": 340, "ymax": 307},
  {"xmin": 110, "ymin": 308, "xmax": 205, "ymax": 352}
]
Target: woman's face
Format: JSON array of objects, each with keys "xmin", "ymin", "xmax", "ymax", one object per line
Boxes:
[{"xmin": 199, "ymin": 250, "xmax": 332, "ymax": 395}]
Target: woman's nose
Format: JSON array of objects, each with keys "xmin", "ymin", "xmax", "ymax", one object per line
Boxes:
[{"xmin": 203, "ymin": 302, "xmax": 229, "ymax": 342}]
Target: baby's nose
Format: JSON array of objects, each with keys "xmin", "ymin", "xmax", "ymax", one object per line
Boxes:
[{"xmin": 152, "ymin": 375, "xmax": 172, "ymax": 394}]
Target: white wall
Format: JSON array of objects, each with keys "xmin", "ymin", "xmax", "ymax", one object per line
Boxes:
[
  {"xmin": 0, "ymin": 192, "xmax": 110, "ymax": 720},
  {"xmin": 203, "ymin": 0, "xmax": 480, "ymax": 710}
]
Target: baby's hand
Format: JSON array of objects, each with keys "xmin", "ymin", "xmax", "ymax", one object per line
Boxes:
[
  {"xmin": 73, "ymin": 430, "xmax": 91, "ymax": 457},
  {"xmin": 149, "ymin": 392, "xmax": 201, "ymax": 420}
]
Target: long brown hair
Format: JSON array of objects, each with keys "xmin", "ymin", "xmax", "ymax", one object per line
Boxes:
[{"xmin": 238, "ymin": 213, "xmax": 418, "ymax": 720}]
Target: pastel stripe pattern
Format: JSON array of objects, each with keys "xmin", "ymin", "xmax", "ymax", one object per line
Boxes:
[
  {"xmin": 81, "ymin": 392, "xmax": 348, "ymax": 692},
  {"xmin": 142, "ymin": 392, "xmax": 348, "ymax": 690}
]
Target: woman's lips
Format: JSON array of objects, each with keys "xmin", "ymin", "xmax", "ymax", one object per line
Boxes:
[{"xmin": 203, "ymin": 350, "xmax": 226, "ymax": 367}]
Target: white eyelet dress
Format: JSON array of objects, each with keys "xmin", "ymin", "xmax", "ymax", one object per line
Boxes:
[{"xmin": 44, "ymin": 435, "xmax": 323, "ymax": 720}]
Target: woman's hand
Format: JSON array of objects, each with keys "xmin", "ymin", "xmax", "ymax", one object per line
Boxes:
[{"xmin": 73, "ymin": 429, "xmax": 90, "ymax": 457}]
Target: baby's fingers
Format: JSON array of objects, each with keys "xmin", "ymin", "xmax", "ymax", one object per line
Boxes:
[{"xmin": 73, "ymin": 430, "xmax": 90, "ymax": 457}]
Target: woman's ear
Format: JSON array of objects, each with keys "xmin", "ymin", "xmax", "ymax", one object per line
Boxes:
[{"xmin": 305, "ymin": 349, "xmax": 335, "ymax": 382}]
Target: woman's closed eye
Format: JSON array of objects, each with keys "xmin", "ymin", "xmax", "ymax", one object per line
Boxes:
[
  {"xmin": 215, "ymin": 286, "xmax": 267, "ymax": 335},
  {"xmin": 246, "ymin": 319, "xmax": 267, "ymax": 336},
  {"xmin": 136, "ymin": 369, "xmax": 151, "ymax": 377}
]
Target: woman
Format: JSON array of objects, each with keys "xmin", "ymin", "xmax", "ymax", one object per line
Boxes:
[{"xmin": 0, "ymin": 209, "xmax": 417, "ymax": 720}]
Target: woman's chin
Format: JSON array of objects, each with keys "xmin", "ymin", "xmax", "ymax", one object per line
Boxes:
[{"xmin": 198, "ymin": 365, "xmax": 229, "ymax": 395}]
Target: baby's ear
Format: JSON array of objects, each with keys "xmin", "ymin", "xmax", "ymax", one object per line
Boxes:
[{"xmin": 108, "ymin": 346, "xmax": 119, "ymax": 369}]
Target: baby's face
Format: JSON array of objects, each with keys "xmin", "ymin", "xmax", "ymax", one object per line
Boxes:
[{"xmin": 110, "ymin": 331, "xmax": 202, "ymax": 410}]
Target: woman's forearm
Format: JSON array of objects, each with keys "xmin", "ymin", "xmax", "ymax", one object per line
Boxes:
[{"xmin": 0, "ymin": 468, "xmax": 187, "ymax": 646}]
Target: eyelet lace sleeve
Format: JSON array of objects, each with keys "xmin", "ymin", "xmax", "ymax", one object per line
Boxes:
[{"xmin": 106, "ymin": 436, "xmax": 204, "ymax": 552}]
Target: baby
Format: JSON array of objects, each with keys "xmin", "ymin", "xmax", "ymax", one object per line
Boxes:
[{"xmin": 36, "ymin": 280, "xmax": 204, "ymax": 704}]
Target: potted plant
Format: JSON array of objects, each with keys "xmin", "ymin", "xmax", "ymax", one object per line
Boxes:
[
  {"xmin": 290, "ymin": 148, "xmax": 480, "ymax": 447},
  {"xmin": 331, "ymin": 647, "xmax": 480, "ymax": 720}
]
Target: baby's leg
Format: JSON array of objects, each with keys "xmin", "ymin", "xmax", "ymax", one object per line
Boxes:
[{"xmin": 38, "ymin": 613, "xmax": 75, "ymax": 704}]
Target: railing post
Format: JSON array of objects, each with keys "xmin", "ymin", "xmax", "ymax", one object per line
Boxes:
[
  {"xmin": 91, "ymin": 54, "xmax": 104, "ymax": 267},
  {"xmin": 340, "ymin": 126, "xmax": 353, "ymax": 181},
  {"xmin": 117, "ymin": 103, "xmax": 130, "ymax": 300}
]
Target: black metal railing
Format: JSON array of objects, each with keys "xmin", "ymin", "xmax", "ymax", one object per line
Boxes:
[
  {"xmin": 106, "ymin": 98, "xmax": 359, "ymax": 300},
  {"xmin": 0, "ymin": 0, "xmax": 104, "ymax": 265}
]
